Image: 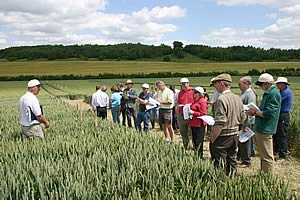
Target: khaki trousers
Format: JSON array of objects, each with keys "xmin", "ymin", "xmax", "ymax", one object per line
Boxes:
[
  {"xmin": 21, "ymin": 124, "xmax": 44, "ymax": 139},
  {"xmin": 177, "ymin": 114, "xmax": 191, "ymax": 149},
  {"xmin": 256, "ymin": 133, "xmax": 274, "ymax": 174}
]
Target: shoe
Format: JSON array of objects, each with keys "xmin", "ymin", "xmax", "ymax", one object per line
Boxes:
[{"xmin": 165, "ymin": 138, "xmax": 171, "ymax": 144}]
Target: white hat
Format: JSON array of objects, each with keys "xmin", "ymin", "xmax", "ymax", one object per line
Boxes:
[
  {"xmin": 255, "ymin": 73, "xmax": 274, "ymax": 86},
  {"xmin": 142, "ymin": 83, "xmax": 149, "ymax": 89},
  {"xmin": 27, "ymin": 79, "xmax": 41, "ymax": 88},
  {"xmin": 194, "ymin": 86, "xmax": 204, "ymax": 94},
  {"xmin": 180, "ymin": 77, "xmax": 189, "ymax": 83},
  {"xmin": 275, "ymin": 77, "xmax": 289, "ymax": 85}
]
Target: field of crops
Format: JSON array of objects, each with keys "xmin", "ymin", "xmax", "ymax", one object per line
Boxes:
[
  {"xmin": 1, "ymin": 60, "xmax": 300, "ymax": 76},
  {"xmin": 1, "ymin": 94, "xmax": 298, "ymax": 199}
]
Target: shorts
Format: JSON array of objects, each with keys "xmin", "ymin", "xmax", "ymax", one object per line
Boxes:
[
  {"xmin": 159, "ymin": 109, "xmax": 172, "ymax": 125},
  {"xmin": 21, "ymin": 124, "xmax": 44, "ymax": 139}
]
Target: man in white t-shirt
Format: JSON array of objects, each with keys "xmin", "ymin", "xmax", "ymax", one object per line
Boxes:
[{"xmin": 19, "ymin": 79, "xmax": 49, "ymax": 139}]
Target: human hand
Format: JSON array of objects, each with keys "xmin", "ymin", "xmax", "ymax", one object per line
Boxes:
[
  {"xmin": 189, "ymin": 110, "xmax": 194, "ymax": 115},
  {"xmin": 44, "ymin": 121, "xmax": 50, "ymax": 128},
  {"xmin": 246, "ymin": 108, "xmax": 256, "ymax": 116}
]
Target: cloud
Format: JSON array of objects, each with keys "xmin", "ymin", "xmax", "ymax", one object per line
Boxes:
[
  {"xmin": 0, "ymin": 1, "xmax": 185, "ymax": 49},
  {"xmin": 201, "ymin": 1, "xmax": 300, "ymax": 48}
]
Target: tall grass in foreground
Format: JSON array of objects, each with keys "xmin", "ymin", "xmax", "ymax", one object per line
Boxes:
[{"xmin": 0, "ymin": 97, "xmax": 297, "ymax": 199}]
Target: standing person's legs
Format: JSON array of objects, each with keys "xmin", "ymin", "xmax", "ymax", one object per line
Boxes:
[
  {"xmin": 98, "ymin": 107, "xmax": 107, "ymax": 120},
  {"xmin": 191, "ymin": 127, "xmax": 204, "ymax": 158},
  {"xmin": 116, "ymin": 106, "xmax": 120, "ymax": 125},
  {"xmin": 136, "ymin": 112, "xmax": 143, "ymax": 131},
  {"xmin": 277, "ymin": 113, "xmax": 290, "ymax": 159},
  {"xmin": 150, "ymin": 109, "xmax": 155, "ymax": 129},
  {"xmin": 131, "ymin": 108, "xmax": 137, "ymax": 129},
  {"xmin": 143, "ymin": 111, "xmax": 151, "ymax": 132},
  {"xmin": 121, "ymin": 107, "xmax": 126, "ymax": 126},
  {"xmin": 21, "ymin": 125, "xmax": 44, "ymax": 139},
  {"xmin": 239, "ymin": 140, "xmax": 251, "ymax": 165},
  {"xmin": 111, "ymin": 107, "xmax": 117, "ymax": 123},
  {"xmin": 177, "ymin": 114, "xmax": 190, "ymax": 149},
  {"xmin": 210, "ymin": 137, "xmax": 228, "ymax": 169},
  {"xmin": 256, "ymin": 133, "xmax": 274, "ymax": 174},
  {"xmin": 226, "ymin": 135, "xmax": 239, "ymax": 175},
  {"xmin": 125, "ymin": 108, "xmax": 132, "ymax": 127}
]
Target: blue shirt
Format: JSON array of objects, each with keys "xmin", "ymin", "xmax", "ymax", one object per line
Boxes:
[
  {"xmin": 111, "ymin": 92, "xmax": 122, "ymax": 108},
  {"xmin": 280, "ymin": 86, "xmax": 292, "ymax": 113}
]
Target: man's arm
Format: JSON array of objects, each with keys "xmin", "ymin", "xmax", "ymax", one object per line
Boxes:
[{"xmin": 37, "ymin": 115, "xmax": 50, "ymax": 128}]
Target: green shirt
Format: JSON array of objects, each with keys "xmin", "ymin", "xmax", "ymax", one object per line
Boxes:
[{"xmin": 254, "ymin": 86, "xmax": 281, "ymax": 134}]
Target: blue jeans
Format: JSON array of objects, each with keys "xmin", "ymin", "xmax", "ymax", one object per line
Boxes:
[
  {"xmin": 136, "ymin": 111, "xmax": 151, "ymax": 132},
  {"xmin": 111, "ymin": 106, "xmax": 120, "ymax": 124}
]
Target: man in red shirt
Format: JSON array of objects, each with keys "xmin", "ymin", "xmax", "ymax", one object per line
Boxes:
[{"xmin": 176, "ymin": 77, "xmax": 194, "ymax": 149}]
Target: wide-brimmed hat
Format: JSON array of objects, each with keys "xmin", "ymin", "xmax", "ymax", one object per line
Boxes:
[
  {"xmin": 255, "ymin": 73, "xmax": 274, "ymax": 86},
  {"xmin": 126, "ymin": 79, "xmax": 134, "ymax": 84},
  {"xmin": 211, "ymin": 73, "xmax": 232, "ymax": 83},
  {"xmin": 275, "ymin": 77, "xmax": 289, "ymax": 85}
]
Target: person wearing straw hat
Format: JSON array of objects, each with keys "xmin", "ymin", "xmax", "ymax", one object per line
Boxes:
[
  {"xmin": 246, "ymin": 73, "xmax": 281, "ymax": 174},
  {"xmin": 123, "ymin": 79, "xmax": 137, "ymax": 128},
  {"xmin": 274, "ymin": 77, "xmax": 293, "ymax": 160},
  {"xmin": 19, "ymin": 79, "xmax": 49, "ymax": 139},
  {"xmin": 210, "ymin": 74, "xmax": 246, "ymax": 175},
  {"xmin": 136, "ymin": 83, "xmax": 152, "ymax": 132},
  {"xmin": 188, "ymin": 86, "xmax": 208, "ymax": 158}
]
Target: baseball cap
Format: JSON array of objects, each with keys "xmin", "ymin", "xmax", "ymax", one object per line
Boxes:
[
  {"xmin": 27, "ymin": 79, "xmax": 41, "ymax": 88},
  {"xmin": 142, "ymin": 83, "xmax": 149, "ymax": 89},
  {"xmin": 275, "ymin": 77, "xmax": 289, "ymax": 85},
  {"xmin": 180, "ymin": 77, "xmax": 189, "ymax": 83},
  {"xmin": 126, "ymin": 79, "xmax": 134, "ymax": 84},
  {"xmin": 211, "ymin": 73, "xmax": 232, "ymax": 83},
  {"xmin": 194, "ymin": 86, "xmax": 204, "ymax": 94},
  {"xmin": 255, "ymin": 73, "xmax": 274, "ymax": 86}
]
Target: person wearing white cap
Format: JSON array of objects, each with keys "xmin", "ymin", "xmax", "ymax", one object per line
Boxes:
[
  {"xmin": 188, "ymin": 87, "xmax": 208, "ymax": 158},
  {"xmin": 176, "ymin": 77, "xmax": 194, "ymax": 149},
  {"xmin": 136, "ymin": 83, "xmax": 152, "ymax": 132},
  {"xmin": 19, "ymin": 79, "xmax": 49, "ymax": 139},
  {"xmin": 246, "ymin": 73, "xmax": 281, "ymax": 174},
  {"xmin": 123, "ymin": 79, "xmax": 137, "ymax": 128},
  {"xmin": 274, "ymin": 77, "xmax": 293, "ymax": 160}
]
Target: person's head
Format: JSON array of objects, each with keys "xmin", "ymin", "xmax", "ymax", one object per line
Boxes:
[
  {"xmin": 239, "ymin": 76, "xmax": 252, "ymax": 92},
  {"xmin": 180, "ymin": 77, "xmax": 190, "ymax": 90},
  {"xmin": 255, "ymin": 73, "xmax": 274, "ymax": 91},
  {"xmin": 156, "ymin": 80, "xmax": 165, "ymax": 91},
  {"xmin": 275, "ymin": 77, "xmax": 289, "ymax": 91},
  {"xmin": 27, "ymin": 79, "xmax": 42, "ymax": 95},
  {"xmin": 142, "ymin": 83, "xmax": 149, "ymax": 93},
  {"xmin": 193, "ymin": 87, "xmax": 205, "ymax": 99},
  {"xmin": 117, "ymin": 83, "xmax": 123, "ymax": 91},
  {"xmin": 111, "ymin": 86, "xmax": 118, "ymax": 93},
  {"xmin": 96, "ymin": 85, "xmax": 101, "ymax": 91},
  {"xmin": 125, "ymin": 79, "xmax": 134, "ymax": 88},
  {"xmin": 169, "ymin": 85, "xmax": 176, "ymax": 93},
  {"xmin": 101, "ymin": 85, "xmax": 107, "ymax": 92},
  {"xmin": 211, "ymin": 74, "xmax": 232, "ymax": 93},
  {"xmin": 151, "ymin": 85, "xmax": 157, "ymax": 93}
]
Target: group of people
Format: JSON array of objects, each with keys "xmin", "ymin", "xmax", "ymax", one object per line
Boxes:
[{"xmin": 19, "ymin": 72, "xmax": 293, "ymax": 175}]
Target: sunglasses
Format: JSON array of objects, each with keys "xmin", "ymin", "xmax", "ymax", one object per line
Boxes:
[{"xmin": 181, "ymin": 82, "xmax": 188, "ymax": 85}]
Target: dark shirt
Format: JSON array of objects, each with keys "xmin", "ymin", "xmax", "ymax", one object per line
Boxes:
[
  {"xmin": 123, "ymin": 87, "xmax": 137, "ymax": 108},
  {"xmin": 138, "ymin": 92, "xmax": 152, "ymax": 112},
  {"xmin": 280, "ymin": 86, "xmax": 292, "ymax": 113}
]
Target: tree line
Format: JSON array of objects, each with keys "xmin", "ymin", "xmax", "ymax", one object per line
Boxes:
[
  {"xmin": 1, "ymin": 41, "xmax": 300, "ymax": 62},
  {"xmin": 1, "ymin": 67, "xmax": 299, "ymax": 82}
]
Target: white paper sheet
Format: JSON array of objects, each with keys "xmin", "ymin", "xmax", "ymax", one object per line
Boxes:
[
  {"xmin": 239, "ymin": 127, "xmax": 255, "ymax": 143},
  {"xmin": 243, "ymin": 102, "xmax": 260, "ymax": 111},
  {"xmin": 198, "ymin": 115, "xmax": 215, "ymax": 125},
  {"xmin": 146, "ymin": 97, "xmax": 160, "ymax": 111},
  {"xmin": 183, "ymin": 104, "xmax": 191, "ymax": 120}
]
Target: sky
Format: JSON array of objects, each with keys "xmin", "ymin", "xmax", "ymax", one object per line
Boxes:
[{"xmin": 0, "ymin": 0, "xmax": 300, "ymax": 49}]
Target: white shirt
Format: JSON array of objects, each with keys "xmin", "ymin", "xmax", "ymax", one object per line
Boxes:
[
  {"xmin": 19, "ymin": 91, "xmax": 42, "ymax": 126},
  {"xmin": 91, "ymin": 90, "xmax": 109, "ymax": 109}
]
